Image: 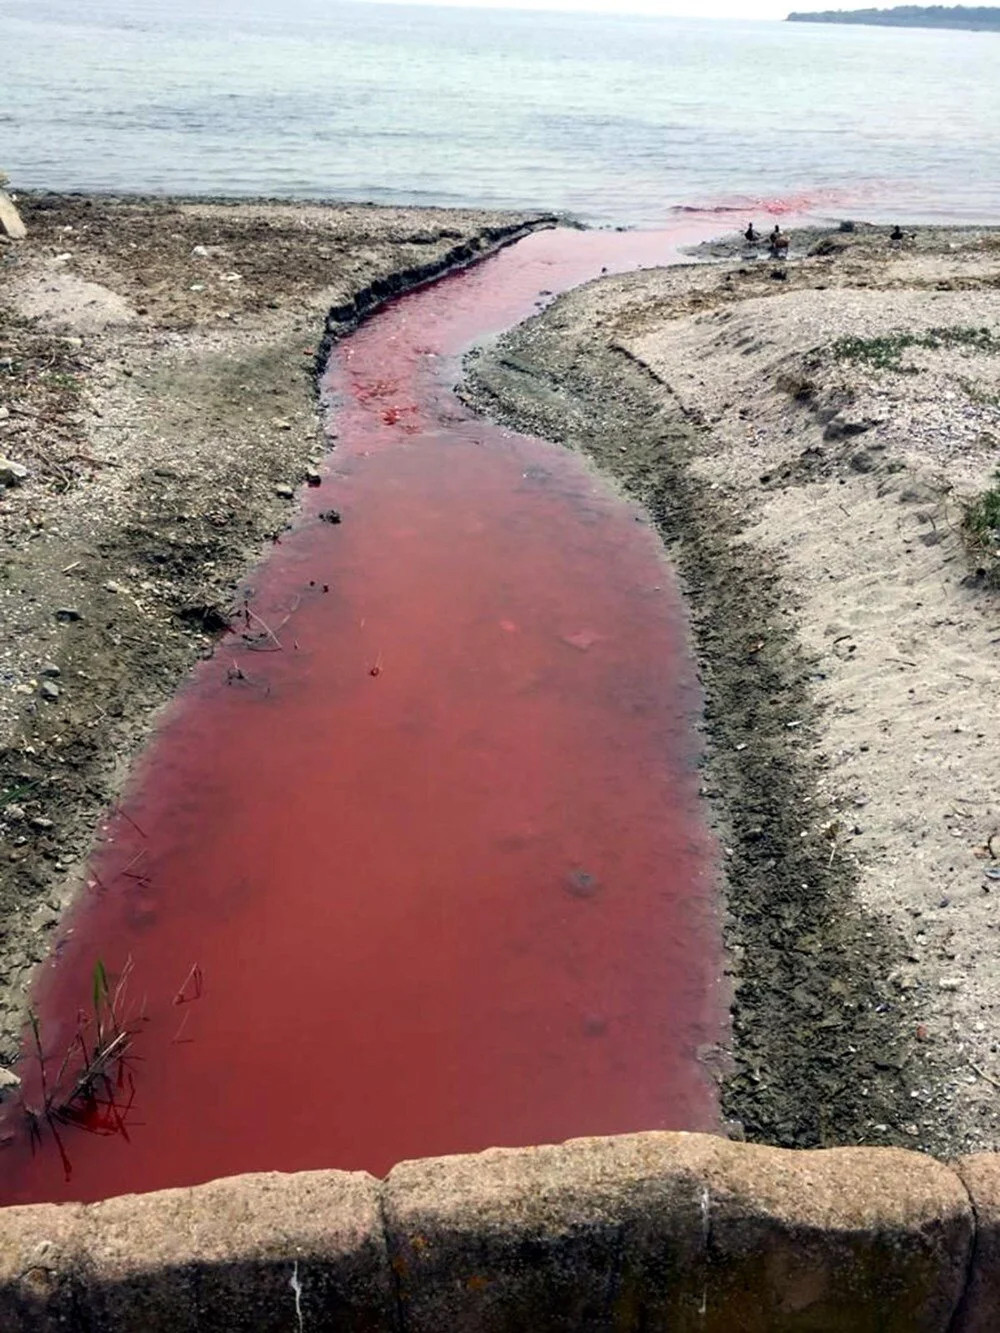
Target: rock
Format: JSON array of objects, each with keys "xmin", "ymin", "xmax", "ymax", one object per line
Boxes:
[
  {"xmin": 0, "ymin": 190, "xmax": 27, "ymax": 241},
  {"xmin": 0, "ymin": 458, "xmax": 29, "ymax": 487},
  {"xmin": 178, "ymin": 601, "xmax": 229, "ymax": 633},
  {"xmin": 306, "ymin": 470, "xmax": 322, "ymax": 487},
  {"xmin": 809, "ymin": 236, "xmax": 848, "ymax": 257},
  {"xmin": 54, "ymin": 607, "xmax": 83, "ymax": 623},
  {"xmin": 319, "ymin": 509, "xmax": 342, "ymax": 524},
  {"xmin": 3, "ymin": 805, "xmax": 25, "ymax": 822},
  {"xmin": 824, "ymin": 418, "xmax": 874, "ymax": 443},
  {"xmin": 40, "ymin": 681, "xmax": 60, "ymax": 702},
  {"xmin": 40, "ymin": 663, "xmax": 61, "ymax": 678},
  {"xmin": 0, "ymin": 1067, "xmax": 20, "ymax": 1100},
  {"xmin": 275, "ymin": 484, "xmax": 294, "ymax": 500},
  {"xmin": 29, "ymin": 816, "xmax": 54, "ymax": 831}
]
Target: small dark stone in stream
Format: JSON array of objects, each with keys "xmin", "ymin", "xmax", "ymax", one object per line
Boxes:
[
  {"xmin": 319, "ymin": 509, "xmax": 342, "ymax": 525},
  {"xmin": 565, "ymin": 869, "xmax": 601, "ymax": 899},
  {"xmin": 305, "ymin": 470, "xmax": 322, "ymax": 487}
]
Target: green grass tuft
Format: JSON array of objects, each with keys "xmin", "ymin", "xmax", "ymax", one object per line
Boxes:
[
  {"xmin": 964, "ymin": 471, "xmax": 1000, "ymax": 590},
  {"xmin": 833, "ymin": 326, "xmax": 1000, "ymax": 371}
]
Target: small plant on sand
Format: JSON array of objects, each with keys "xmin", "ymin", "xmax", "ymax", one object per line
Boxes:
[
  {"xmin": 833, "ymin": 326, "xmax": 1000, "ymax": 371},
  {"xmin": 960, "ymin": 377, "xmax": 1000, "ymax": 410},
  {"xmin": 963, "ymin": 471, "xmax": 1000, "ymax": 589}
]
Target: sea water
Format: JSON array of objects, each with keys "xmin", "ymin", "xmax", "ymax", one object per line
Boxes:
[{"xmin": 3, "ymin": 0, "xmax": 1000, "ymax": 225}]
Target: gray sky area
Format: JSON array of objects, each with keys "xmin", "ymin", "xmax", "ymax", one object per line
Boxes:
[{"xmin": 359, "ymin": 0, "xmax": 843, "ymax": 19}]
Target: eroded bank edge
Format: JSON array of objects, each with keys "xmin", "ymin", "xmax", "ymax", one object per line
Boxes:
[
  {"xmin": 0, "ymin": 1132, "xmax": 994, "ymax": 1333},
  {"xmin": 0, "ymin": 214, "xmax": 557, "ymax": 1069},
  {"xmin": 460, "ymin": 303, "xmax": 952, "ymax": 1152}
]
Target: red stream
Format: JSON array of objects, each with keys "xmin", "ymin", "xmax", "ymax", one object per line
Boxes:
[{"xmin": 0, "ymin": 225, "xmax": 727, "ymax": 1204}]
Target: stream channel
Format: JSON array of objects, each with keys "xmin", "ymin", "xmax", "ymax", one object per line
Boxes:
[{"xmin": 1, "ymin": 224, "xmax": 726, "ymax": 1203}]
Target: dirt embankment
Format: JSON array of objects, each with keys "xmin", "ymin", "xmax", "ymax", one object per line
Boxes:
[
  {"xmin": 0, "ymin": 194, "xmax": 552, "ymax": 1069},
  {"xmin": 463, "ymin": 224, "xmax": 1000, "ymax": 1158}
]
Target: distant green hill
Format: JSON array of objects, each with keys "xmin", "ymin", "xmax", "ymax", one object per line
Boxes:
[{"xmin": 787, "ymin": 5, "xmax": 1000, "ymax": 28}]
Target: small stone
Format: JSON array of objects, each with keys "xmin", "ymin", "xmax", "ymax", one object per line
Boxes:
[
  {"xmin": 54, "ymin": 607, "xmax": 82, "ymax": 623},
  {"xmin": 40, "ymin": 663, "xmax": 60, "ymax": 679},
  {"xmin": 319, "ymin": 509, "xmax": 342, "ymax": 524},
  {"xmin": 938, "ymin": 978, "xmax": 963, "ymax": 991},
  {"xmin": 306, "ymin": 470, "xmax": 322, "ymax": 487},
  {"xmin": 0, "ymin": 1067, "xmax": 20, "ymax": 1100},
  {"xmin": 275, "ymin": 484, "xmax": 294, "ymax": 500},
  {"xmin": 39, "ymin": 681, "xmax": 60, "ymax": 702},
  {"xmin": 0, "ymin": 457, "xmax": 29, "ymax": 487},
  {"xmin": 29, "ymin": 816, "xmax": 54, "ymax": 831},
  {"xmin": 3, "ymin": 804, "xmax": 25, "ymax": 822}
]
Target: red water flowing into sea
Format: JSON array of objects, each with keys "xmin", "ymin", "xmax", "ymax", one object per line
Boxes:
[{"xmin": 0, "ymin": 225, "xmax": 728, "ymax": 1204}]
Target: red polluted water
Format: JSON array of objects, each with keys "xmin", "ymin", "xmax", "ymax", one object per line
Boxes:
[{"xmin": 0, "ymin": 225, "xmax": 728, "ymax": 1204}]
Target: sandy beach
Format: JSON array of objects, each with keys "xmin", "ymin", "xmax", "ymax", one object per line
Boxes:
[{"xmin": 2, "ymin": 198, "xmax": 1000, "ymax": 1158}]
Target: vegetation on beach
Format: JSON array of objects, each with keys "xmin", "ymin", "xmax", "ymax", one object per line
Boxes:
[
  {"xmin": 832, "ymin": 325, "xmax": 1000, "ymax": 371},
  {"xmin": 964, "ymin": 471, "xmax": 1000, "ymax": 587}
]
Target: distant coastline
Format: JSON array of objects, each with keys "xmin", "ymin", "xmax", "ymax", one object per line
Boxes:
[{"xmin": 787, "ymin": 5, "xmax": 1000, "ymax": 29}]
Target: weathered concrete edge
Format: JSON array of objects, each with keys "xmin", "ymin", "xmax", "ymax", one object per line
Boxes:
[{"xmin": 0, "ymin": 1130, "xmax": 996, "ymax": 1332}]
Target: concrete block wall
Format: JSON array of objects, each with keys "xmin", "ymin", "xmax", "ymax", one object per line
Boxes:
[{"xmin": 0, "ymin": 1131, "xmax": 997, "ymax": 1330}]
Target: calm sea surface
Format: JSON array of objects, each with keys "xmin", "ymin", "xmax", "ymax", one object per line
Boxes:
[{"xmin": 3, "ymin": 0, "xmax": 1000, "ymax": 226}]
